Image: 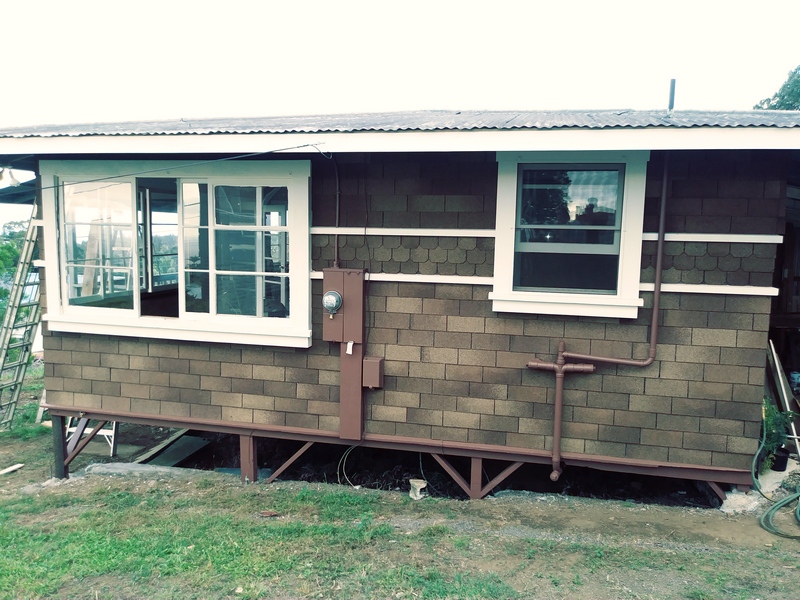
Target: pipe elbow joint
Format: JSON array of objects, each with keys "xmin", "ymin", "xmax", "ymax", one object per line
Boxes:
[{"xmin": 550, "ymin": 469, "xmax": 561, "ymax": 482}]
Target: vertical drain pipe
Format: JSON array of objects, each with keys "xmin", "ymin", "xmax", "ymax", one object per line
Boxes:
[
  {"xmin": 528, "ymin": 341, "xmax": 595, "ymax": 480},
  {"xmin": 527, "ymin": 154, "xmax": 670, "ymax": 481}
]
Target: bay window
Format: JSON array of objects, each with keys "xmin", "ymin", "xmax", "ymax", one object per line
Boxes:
[{"xmin": 41, "ymin": 160, "xmax": 311, "ymax": 347}]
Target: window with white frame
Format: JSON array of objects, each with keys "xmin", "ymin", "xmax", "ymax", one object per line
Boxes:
[
  {"xmin": 41, "ymin": 160, "xmax": 312, "ymax": 347},
  {"xmin": 490, "ymin": 151, "xmax": 649, "ymax": 319}
]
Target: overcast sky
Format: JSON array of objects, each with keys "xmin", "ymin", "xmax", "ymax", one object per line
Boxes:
[{"xmin": 1, "ymin": 0, "xmax": 799, "ymax": 130}]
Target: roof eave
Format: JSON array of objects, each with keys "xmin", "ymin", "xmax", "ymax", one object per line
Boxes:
[{"xmin": 1, "ymin": 126, "xmax": 799, "ymax": 157}]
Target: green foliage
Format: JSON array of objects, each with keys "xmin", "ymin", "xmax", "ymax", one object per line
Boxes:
[
  {"xmin": 754, "ymin": 65, "xmax": 800, "ymax": 110},
  {"xmin": 762, "ymin": 397, "xmax": 796, "ymax": 456}
]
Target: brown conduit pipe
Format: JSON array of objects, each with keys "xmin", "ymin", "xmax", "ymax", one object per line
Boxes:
[{"xmin": 528, "ymin": 154, "xmax": 670, "ymax": 481}]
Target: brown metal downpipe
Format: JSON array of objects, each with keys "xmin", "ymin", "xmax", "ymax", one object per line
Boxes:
[{"xmin": 527, "ymin": 154, "xmax": 671, "ymax": 481}]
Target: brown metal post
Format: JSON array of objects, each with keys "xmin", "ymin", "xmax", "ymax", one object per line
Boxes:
[
  {"xmin": 339, "ymin": 341, "xmax": 365, "ymax": 440},
  {"xmin": 470, "ymin": 457, "xmax": 483, "ymax": 499},
  {"xmin": 240, "ymin": 435, "xmax": 258, "ymax": 483},
  {"xmin": 52, "ymin": 414, "xmax": 68, "ymax": 479}
]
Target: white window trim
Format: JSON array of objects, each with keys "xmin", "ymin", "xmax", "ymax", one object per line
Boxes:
[
  {"xmin": 490, "ymin": 150, "xmax": 650, "ymax": 319},
  {"xmin": 40, "ymin": 159, "xmax": 312, "ymax": 348}
]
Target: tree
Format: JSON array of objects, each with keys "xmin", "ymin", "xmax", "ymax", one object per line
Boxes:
[{"xmin": 754, "ymin": 65, "xmax": 800, "ymax": 110}]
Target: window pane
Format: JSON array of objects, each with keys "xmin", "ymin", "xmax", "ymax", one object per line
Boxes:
[
  {"xmin": 182, "ymin": 183, "xmax": 208, "ymax": 227},
  {"xmin": 216, "ymin": 185, "xmax": 257, "ymax": 225},
  {"xmin": 185, "ymin": 272, "xmax": 209, "ymax": 313},
  {"xmin": 265, "ymin": 276, "xmax": 289, "ymax": 317},
  {"xmin": 264, "ymin": 231, "xmax": 288, "ymax": 272},
  {"xmin": 64, "ymin": 181, "xmax": 132, "ymax": 225},
  {"xmin": 262, "ymin": 187, "xmax": 288, "ymax": 226},
  {"xmin": 513, "ymin": 252, "xmax": 618, "ymax": 293},
  {"xmin": 63, "ymin": 181, "xmax": 135, "ymax": 309},
  {"xmin": 183, "ymin": 227, "xmax": 209, "ymax": 270},
  {"xmin": 519, "ymin": 168, "xmax": 619, "ymax": 227},
  {"xmin": 216, "ymin": 230, "xmax": 257, "ymax": 272},
  {"xmin": 66, "ymin": 266, "xmax": 134, "ymax": 308},
  {"xmin": 217, "ymin": 274, "xmax": 256, "ymax": 315}
]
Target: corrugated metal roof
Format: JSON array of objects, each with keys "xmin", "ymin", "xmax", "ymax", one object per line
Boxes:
[{"xmin": 1, "ymin": 109, "xmax": 800, "ymax": 139}]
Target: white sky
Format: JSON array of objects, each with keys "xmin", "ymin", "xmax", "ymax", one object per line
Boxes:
[
  {"xmin": 1, "ymin": 0, "xmax": 799, "ymax": 227},
  {"xmin": 0, "ymin": 0, "xmax": 798, "ymax": 130}
]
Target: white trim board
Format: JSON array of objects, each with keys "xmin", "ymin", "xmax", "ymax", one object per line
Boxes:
[
  {"xmin": 310, "ymin": 273, "xmax": 778, "ymax": 297},
  {"xmin": 310, "ymin": 227, "xmax": 494, "ymax": 237},
  {"xmin": 3, "ymin": 127, "xmax": 800, "ymax": 155},
  {"xmin": 642, "ymin": 233, "xmax": 783, "ymax": 244}
]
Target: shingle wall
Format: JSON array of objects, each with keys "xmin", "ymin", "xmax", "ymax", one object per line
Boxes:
[{"xmin": 42, "ymin": 150, "xmax": 785, "ymax": 473}]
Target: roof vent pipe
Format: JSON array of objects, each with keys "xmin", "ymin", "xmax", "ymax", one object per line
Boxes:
[{"xmin": 668, "ymin": 79, "xmax": 676, "ymax": 114}]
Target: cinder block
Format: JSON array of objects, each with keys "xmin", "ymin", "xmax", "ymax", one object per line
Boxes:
[
  {"xmin": 641, "ymin": 428, "xmax": 682, "ymax": 446},
  {"xmin": 372, "ymin": 406, "xmax": 406, "ymax": 423},
  {"xmin": 130, "ymin": 356, "xmax": 160, "ymax": 371},
  {"xmin": 395, "ymin": 422, "xmax": 432, "ymax": 439},
  {"xmin": 599, "ymin": 425, "xmax": 640, "ymax": 444},
  {"xmin": 688, "ymin": 381, "xmax": 733, "ymax": 401},
  {"xmin": 668, "ymin": 447, "xmax": 712, "ymax": 466},
  {"xmin": 445, "ymin": 364, "xmax": 483, "ymax": 383},
  {"xmin": 563, "ymin": 421, "xmax": 599, "ymax": 439},
  {"xmin": 614, "ymin": 410, "xmax": 656, "ymax": 428},
  {"xmin": 253, "ymin": 410, "xmax": 286, "ymax": 426},
  {"xmin": 101, "ymin": 395, "xmax": 130, "ymax": 412},
  {"xmin": 286, "ymin": 413, "xmax": 319, "ymax": 429},
  {"xmin": 672, "ymin": 397, "xmax": 716, "ymax": 417},
  {"xmin": 384, "ymin": 390, "xmax": 421, "ymax": 408},
  {"xmin": 587, "ymin": 391, "xmax": 629, "ymax": 410},
  {"xmin": 169, "ymin": 373, "xmax": 201, "ymax": 390},
  {"xmin": 480, "ymin": 414, "xmax": 519, "ymax": 433},
  {"xmin": 506, "ymin": 432, "xmax": 546, "ymax": 450},
  {"xmin": 275, "ymin": 397, "xmax": 308, "ymax": 413},
  {"xmin": 584, "ymin": 440, "xmax": 626, "ymax": 458},
  {"xmin": 628, "ymin": 394, "xmax": 671, "ymax": 413},
  {"xmin": 657, "ymin": 413, "xmax": 699, "ymax": 432},
  {"xmin": 420, "ymin": 393, "xmax": 458, "ymax": 411},
  {"xmin": 72, "ymin": 351, "xmax": 101, "ymax": 367},
  {"xmin": 220, "ymin": 363, "xmax": 252, "ymax": 379},
  {"xmin": 457, "ymin": 396, "xmax": 495, "ymax": 414},
  {"xmin": 573, "ymin": 406, "xmax": 614, "ymax": 424},
  {"xmin": 660, "ymin": 362, "xmax": 704, "ymax": 381},
  {"xmin": 221, "ymin": 407, "xmax": 254, "ymax": 424},
  {"xmin": 682, "ymin": 432, "xmax": 727, "ymax": 452},
  {"xmin": 645, "ymin": 378, "xmax": 688, "ymax": 398},
  {"xmin": 407, "ymin": 408, "xmax": 443, "ymax": 426},
  {"xmin": 626, "ymin": 444, "xmax": 669, "ymax": 461},
  {"xmin": 602, "ymin": 375, "xmax": 645, "ymax": 395},
  {"xmin": 443, "ymin": 411, "xmax": 480, "ymax": 428},
  {"xmin": 468, "ymin": 429, "xmax": 506, "ymax": 446}
]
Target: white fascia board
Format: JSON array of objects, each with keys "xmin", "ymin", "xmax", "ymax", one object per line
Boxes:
[{"xmin": 2, "ymin": 127, "xmax": 800, "ymax": 156}]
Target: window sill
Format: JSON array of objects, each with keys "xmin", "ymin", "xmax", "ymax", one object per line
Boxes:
[
  {"xmin": 488, "ymin": 291, "xmax": 643, "ymax": 319},
  {"xmin": 43, "ymin": 314, "xmax": 312, "ymax": 348}
]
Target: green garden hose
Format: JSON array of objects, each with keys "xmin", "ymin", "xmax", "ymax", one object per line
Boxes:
[{"xmin": 751, "ymin": 409, "xmax": 800, "ymax": 539}]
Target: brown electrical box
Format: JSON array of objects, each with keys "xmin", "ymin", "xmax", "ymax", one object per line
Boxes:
[
  {"xmin": 362, "ymin": 356, "xmax": 384, "ymax": 389},
  {"xmin": 322, "ymin": 268, "xmax": 365, "ymax": 343}
]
